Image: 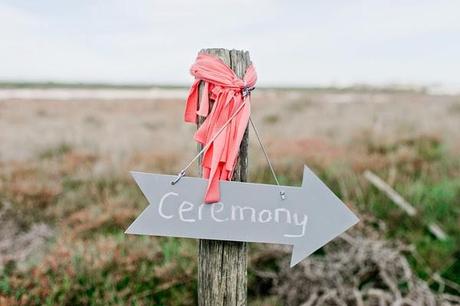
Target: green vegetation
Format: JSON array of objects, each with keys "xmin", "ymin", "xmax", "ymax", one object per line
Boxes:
[
  {"xmin": 1, "ymin": 133, "xmax": 459, "ymax": 304},
  {"xmin": 252, "ymin": 135, "xmax": 460, "ymax": 288}
]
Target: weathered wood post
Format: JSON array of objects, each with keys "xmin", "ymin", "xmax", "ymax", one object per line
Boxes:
[{"xmin": 197, "ymin": 48, "xmax": 250, "ymax": 306}]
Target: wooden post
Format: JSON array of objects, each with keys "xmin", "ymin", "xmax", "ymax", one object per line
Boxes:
[{"xmin": 197, "ymin": 48, "xmax": 250, "ymax": 306}]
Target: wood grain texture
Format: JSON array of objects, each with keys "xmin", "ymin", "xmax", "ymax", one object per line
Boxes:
[{"xmin": 196, "ymin": 48, "xmax": 250, "ymax": 306}]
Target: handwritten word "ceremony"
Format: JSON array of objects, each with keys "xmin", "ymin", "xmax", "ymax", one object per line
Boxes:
[{"xmin": 157, "ymin": 192, "xmax": 308, "ymax": 238}]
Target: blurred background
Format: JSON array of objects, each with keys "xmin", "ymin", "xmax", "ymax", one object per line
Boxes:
[{"xmin": 0, "ymin": 1, "xmax": 459, "ymax": 305}]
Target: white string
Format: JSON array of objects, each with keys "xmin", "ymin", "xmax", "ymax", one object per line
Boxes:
[
  {"xmin": 249, "ymin": 117, "xmax": 286, "ymax": 200},
  {"xmin": 171, "ymin": 91, "xmax": 285, "ymax": 200},
  {"xmin": 171, "ymin": 97, "xmax": 248, "ymax": 185}
]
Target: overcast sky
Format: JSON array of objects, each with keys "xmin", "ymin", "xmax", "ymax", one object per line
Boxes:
[{"xmin": 1, "ymin": 1, "xmax": 459, "ymax": 87}]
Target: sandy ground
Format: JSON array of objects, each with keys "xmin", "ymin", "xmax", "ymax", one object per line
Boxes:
[{"xmin": 1, "ymin": 89, "xmax": 459, "ymax": 164}]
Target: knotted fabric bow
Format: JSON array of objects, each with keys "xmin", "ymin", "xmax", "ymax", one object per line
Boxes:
[{"xmin": 184, "ymin": 53, "xmax": 257, "ymax": 203}]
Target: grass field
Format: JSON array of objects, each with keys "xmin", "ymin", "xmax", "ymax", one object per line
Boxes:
[{"xmin": 0, "ymin": 88, "xmax": 459, "ymax": 305}]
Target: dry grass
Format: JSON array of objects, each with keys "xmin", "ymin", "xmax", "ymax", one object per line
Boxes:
[
  {"xmin": 0, "ymin": 88, "xmax": 459, "ymax": 305},
  {"xmin": 252, "ymin": 231, "xmax": 460, "ymax": 306}
]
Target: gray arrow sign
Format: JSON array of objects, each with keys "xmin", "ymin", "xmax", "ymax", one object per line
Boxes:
[{"xmin": 126, "ymin": 165, "xmax": 359, "ymax": 267}]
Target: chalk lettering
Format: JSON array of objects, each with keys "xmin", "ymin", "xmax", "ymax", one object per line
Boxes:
[
  {"xmin": 156, "ymin": 192, "xmax": 310, "ymax": 238},
  {"xmin": 158, "ymin": 192, "xmax": 177, "ymax": 219},
  {"xmin": 179, "ymin": 201, "xmax": 195, "ymax": 222},
  {"xmin": 198, "ymin": 203, "xmax": 205, "ymax": 220},
  {"xmin": 274, "ymin": 208, "xmax": 291, "ymax": 224},
  {"xmin": 231, "ymin": 205, "xmax": 256, "ymax": 222},
  {"xmin": 284, "ymin": 213, "xmax": 308, "ymax": 238},
  {"xmin": 258, "ymin": 209, "xmax": 272, "ymax": 223},
  {"xmin": 211, "ymin": 202, "xmax": 228, "ymax": 222}
]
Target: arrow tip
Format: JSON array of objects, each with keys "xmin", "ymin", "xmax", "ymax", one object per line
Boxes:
[{"xmin": 288, "ymin": 164, "xmax": 360, "ymax": 267}]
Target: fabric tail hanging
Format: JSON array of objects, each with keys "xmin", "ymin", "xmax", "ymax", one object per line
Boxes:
[{"xmin": 184, "ymin": 53, "xmax": 257, "ymax": 203}]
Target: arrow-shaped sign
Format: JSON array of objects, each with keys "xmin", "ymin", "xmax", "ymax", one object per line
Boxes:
[{"xmin": 126, "ymin": 165, "xmax": 359, "ymax": 267}]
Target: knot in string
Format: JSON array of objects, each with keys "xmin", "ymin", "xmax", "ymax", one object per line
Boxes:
[{"xmin": 242, "ymin": 86, "xmax": 255, "ymax": 98}]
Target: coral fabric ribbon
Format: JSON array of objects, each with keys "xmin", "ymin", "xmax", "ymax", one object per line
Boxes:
[{"xmin": 184, "ymin": 53, "xmax": 257, "ymax": 203}]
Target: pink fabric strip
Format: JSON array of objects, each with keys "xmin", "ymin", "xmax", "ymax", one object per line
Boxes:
[{"xmin": 184, "ymin": 53, "xmax": 257, "ymax": 203}]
